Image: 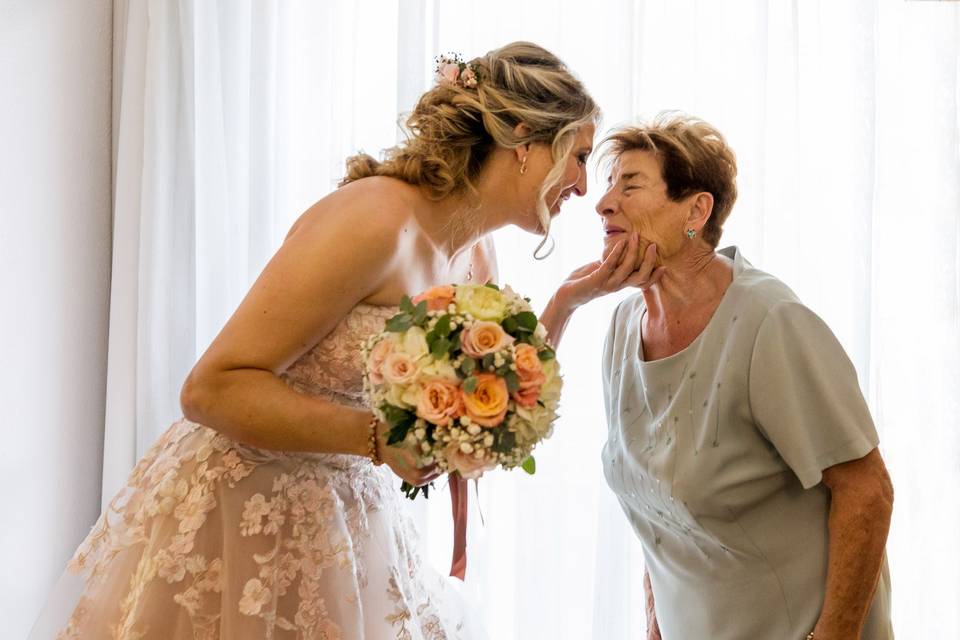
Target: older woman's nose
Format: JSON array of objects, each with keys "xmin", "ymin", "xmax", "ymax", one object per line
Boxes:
[{"xmin": 596, "ymin": 189, "xmax": 616, "ymax": 216}]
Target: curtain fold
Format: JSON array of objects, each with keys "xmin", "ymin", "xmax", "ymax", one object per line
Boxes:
[{"xmin": 100, "ymin": 1, "xmax": 959, "ymax": 637}]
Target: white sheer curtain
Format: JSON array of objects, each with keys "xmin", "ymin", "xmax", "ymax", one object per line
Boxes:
[
  {"xmin": 102, "ymin": 0, "xmax": 401, "ymax": 502},
  {"xmin": 102, "ymin": 1, "xmax": 959, "ymax": 638}
]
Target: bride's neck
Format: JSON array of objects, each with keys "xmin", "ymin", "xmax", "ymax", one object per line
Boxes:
[{"xmin": 416, "ymin": 154, "xmax": 519, "ymax": 259}]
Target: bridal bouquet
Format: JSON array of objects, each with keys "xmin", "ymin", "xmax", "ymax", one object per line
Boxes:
[{"xmin": 362, "ymin": 284, "xmax": 562, "ymax": 499}]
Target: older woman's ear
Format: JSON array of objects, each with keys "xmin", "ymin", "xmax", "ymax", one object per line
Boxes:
[{"xmin": 686, "ymin": 192, "xmax": 714, "ymax": 234}]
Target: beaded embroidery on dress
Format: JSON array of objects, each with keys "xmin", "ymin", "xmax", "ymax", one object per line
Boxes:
[{"xmin": 31, "ymin": 304, "xmax": 480, "ymax": 640}]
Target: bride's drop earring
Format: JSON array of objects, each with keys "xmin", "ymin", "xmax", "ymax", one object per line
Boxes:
[{"xmin": 519, "ymin": 155, "xmax": 528, "ymax": 175}]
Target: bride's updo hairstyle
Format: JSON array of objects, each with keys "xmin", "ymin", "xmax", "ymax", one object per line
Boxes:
[{"xmin": 340, "ymin": 41, "xmax": 599, "ymax": 255}]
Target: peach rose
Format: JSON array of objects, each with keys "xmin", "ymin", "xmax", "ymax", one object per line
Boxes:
[
  {"xmin": 382, "ymin": 352, "xmax": 418, "ymax": 385},
  {"xmin": 444, "ymin": 441, "xmax": 495, "ymax": 480},
  {"xmin": 366, "ymin": 338, "xmax": 396, "ymax": 385},
  {"xmin": 512, "ymin": 378, "xmax": 544, "ymax": 408},
  {"xmin": 416, "ymin": 378, "xmax": 464, "ymax": 426},
  {"xmin": 462, "ymin": 373, "xmax": 509, "ymax": 427},
  {"xmin": 511, "ymin": 344, "xmax": 546, "ymax": 407},
  {"xmin": 513, "ymin": 344, "xmax": 543, "ymax": 381},
  {"xmin": 439, "ymin": 62, "xmax": 461, "ymax": 84},
  {"xmin": 460, "ymin": 321, "xmax": 515, "ymax": 358},
  {"xmin": 412, "ymin": 285, "xmax": 456, "ymax": 312}
]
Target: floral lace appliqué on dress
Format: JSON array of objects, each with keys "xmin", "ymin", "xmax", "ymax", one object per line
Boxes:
[{"xmin": 38, "ymin": 304, "xmax": 478, "ymax": 640}]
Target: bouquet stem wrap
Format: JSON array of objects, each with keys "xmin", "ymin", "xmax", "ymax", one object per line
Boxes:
[{"xmin": 449, "ymin": 474, "xmax": 469, "ymax": 580}]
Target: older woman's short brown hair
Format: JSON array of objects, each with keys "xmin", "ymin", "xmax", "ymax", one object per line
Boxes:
[{"xmin": 600, "ymin": 112, "xmax": 738, "ymax": 248}]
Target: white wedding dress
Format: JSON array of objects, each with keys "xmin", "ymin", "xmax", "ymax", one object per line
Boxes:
[{"xmin": 31, "ymin": 303, "xmax": 484, "ymax": 640}]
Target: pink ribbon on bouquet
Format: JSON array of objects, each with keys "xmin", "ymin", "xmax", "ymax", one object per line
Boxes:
[{"xmin": 449, "ymin": 473, "xmax": 469, "ymax": 580}]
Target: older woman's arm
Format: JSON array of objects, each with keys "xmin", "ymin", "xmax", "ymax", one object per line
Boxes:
[
  {"xmin": 644, "ymin": 568, "xmax": 662, "ymax": 640},
  {"xmin": 812, "ymin": 448, "xmax": 894, "ymax": 639}
]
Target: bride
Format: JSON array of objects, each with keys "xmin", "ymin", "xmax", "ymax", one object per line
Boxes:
[{"xmin": 31, "ymin": 42, "xmax": 608, "ymax": 639}]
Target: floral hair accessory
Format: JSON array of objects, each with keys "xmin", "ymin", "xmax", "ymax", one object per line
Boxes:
[{"xmin": 434, "ymin": 52, "xmax": 479, "ymax": 89}]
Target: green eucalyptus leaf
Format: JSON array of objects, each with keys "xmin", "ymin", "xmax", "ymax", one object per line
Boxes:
[
  {"xmin": 514, "ymin": 311, "xmax": 538, "ymax": 332},
  {"xmin": 431, "ymin": 337, "xmax": 451, "ymax": 360},
  {"xmin": 463, "ymin": 376, "xmax": 478, "ymax": 394},
  {"xmin": 412, "ymin": 300, "xmax": 428, "ymax": 325},
  {"xmin": 505, "ymin": 370, "xmax": 520, "ymax": 393},
  {"xmin": 521, "ymin": 456, "xmax": 536, "ymax": 475},
  {"xmin": 434, "ymin": 314, "xmax": 452, "ymax": 337},
  {"xmin": 385, "ymin": 314, "xmax": 414, "ymax": 332}
]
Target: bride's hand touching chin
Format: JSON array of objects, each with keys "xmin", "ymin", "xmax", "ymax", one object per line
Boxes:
[
  {"xmin": 561, "ymin": 232, "xmax": 664, "ymax": 309},
  {"xmin": 539, "ymin": 232, "xmax": 664, "ymax": 349}
]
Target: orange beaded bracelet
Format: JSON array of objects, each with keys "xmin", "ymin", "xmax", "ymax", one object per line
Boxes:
[{"xmin": 367, "ymin": 414, "xmax": 383, "ymax": 466}]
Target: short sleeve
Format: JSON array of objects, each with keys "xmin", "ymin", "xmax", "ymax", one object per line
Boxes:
[{"xmin": 748, "ymin": 301, "xmax": 879, "ymax": 489}]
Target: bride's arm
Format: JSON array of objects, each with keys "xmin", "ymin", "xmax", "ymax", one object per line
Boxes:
[{"xmin": 180, "ymin": 181, "xmax": 404, "ymax": 456}]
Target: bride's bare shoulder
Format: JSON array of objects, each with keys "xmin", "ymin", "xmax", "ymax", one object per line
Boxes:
[{"xmin": 285, "ymin": 176, "xmax": 419, "ymax": 244}]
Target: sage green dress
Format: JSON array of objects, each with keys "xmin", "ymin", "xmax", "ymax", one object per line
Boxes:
[{"xmin": 601, "ymin": 246, "xmax": 893, "ymax": 639}]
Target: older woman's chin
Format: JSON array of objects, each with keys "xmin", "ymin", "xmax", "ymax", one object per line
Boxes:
[{"xmin": 601, "ymin": 234, "xmax": 621, "ymax": 260}]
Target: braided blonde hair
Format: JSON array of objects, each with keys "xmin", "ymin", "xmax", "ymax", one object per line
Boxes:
[{"xmin": 340, "ymin": 41, "xmax": 599, "ymax": 257}]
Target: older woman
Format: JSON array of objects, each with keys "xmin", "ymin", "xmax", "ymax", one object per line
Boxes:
[{"xmin": 543, "ymin": 113, "xmax": 893, "ymax": 639}]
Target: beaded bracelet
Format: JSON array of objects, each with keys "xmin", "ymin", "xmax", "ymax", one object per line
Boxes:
[{"xmin": 367, "ymin": 414, "xmax": 383, "ymax": 466}]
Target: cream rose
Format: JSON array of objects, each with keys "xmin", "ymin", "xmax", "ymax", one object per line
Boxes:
[
  {"xmin": 418, "ymin": 358, "xmax": 460, "ymax": 383},
  {"xmin": 386, "ymin": 382, "xmax": 420, "ymax": 409},
  {"xmin": 455, "ymin": 285, "xmax": 508, "ymax": 321},
  {"xmin": 538, "ymin": 358, "xmax": 562, "ymax": 408},
  {"xmin": 462, "ymin": 373, "xmax": 509, "ymax": 427},
  {"xmin": 382, "ymin": 352, "xmax": 418, "ymax": 385},
  {"xmin": 460, "ymin": 321, "xmax": 515, "ymax": 358},
  {"xmin": 416, "ymin": 379, "xmax": 463, "ymax": 426},
  {"xmin": 366, "ymin": 337, "xmax": 396, "ymax": 385},
  {"xmin": 401, "ymin": 326, "xmax": 429, "ymax": 361}
]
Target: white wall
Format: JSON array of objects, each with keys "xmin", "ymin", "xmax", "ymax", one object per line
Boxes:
[{"xmin": 0, "ymin": 1, "xmax": 113, "ymax": 636}]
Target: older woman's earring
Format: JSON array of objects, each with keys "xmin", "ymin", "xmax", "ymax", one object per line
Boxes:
[
  {"xmin": 520, "ymin": 156, "xmax": 528, "ymax": 175},
  {"xmin": 686, "ymin": 229, "xmax": 697, "ymax": 239}
]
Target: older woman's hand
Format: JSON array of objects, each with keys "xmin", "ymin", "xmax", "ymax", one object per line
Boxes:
[{"xmin": 559, "ymin": 233, "xmax": 665, "ymax": 310}]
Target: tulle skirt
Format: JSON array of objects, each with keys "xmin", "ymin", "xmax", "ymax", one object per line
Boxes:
[{"xmin": 30, "ymin": 419, "xmax": 483, "ymax": 639}]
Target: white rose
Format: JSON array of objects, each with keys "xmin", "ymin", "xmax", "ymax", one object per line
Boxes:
[
  {"xmin": 534, "ymin": 322, "xmax": 548, "ymax": 343},
  {"xmin": 418, "ymin": 358, "xmax": 459, "ymax": 383},
  {"xmin": 402, "ymin": 327, "xmax": 430, "ymax": 361},
  {"xmin": 386, "ymin": 383, "xmax": 418, "ymax": 409},
  {"xmin": 539, "ymin": 359, "xmax": 562, "ymax": 408}
]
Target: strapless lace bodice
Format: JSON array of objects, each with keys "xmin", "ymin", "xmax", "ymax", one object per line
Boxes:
[{"xmin": 279, "ymin": 303, "xmax": 398, "ymax": 408}]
